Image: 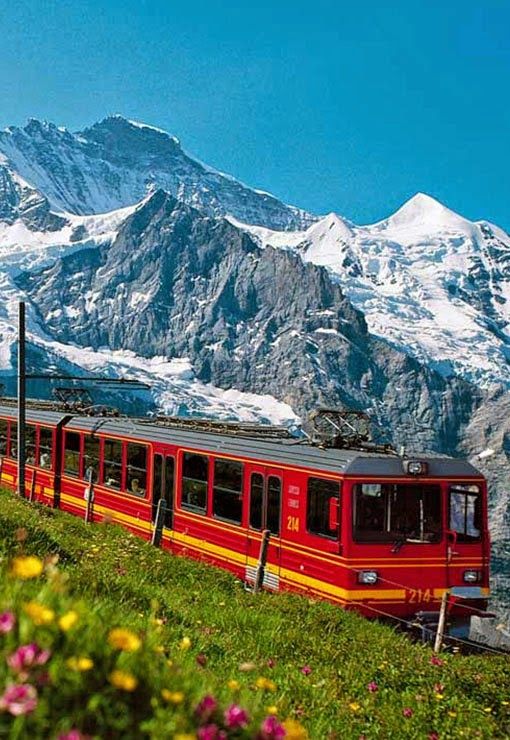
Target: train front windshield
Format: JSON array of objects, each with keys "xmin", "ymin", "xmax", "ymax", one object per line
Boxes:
[{"xmin": 353, "ymin": 483, "xmax": 442, "ymax": 544}]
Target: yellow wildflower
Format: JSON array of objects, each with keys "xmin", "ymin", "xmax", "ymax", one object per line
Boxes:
[
  {"xmin": 266, "ymin": 705, "xmax": 279, "ymax": 715},
  {"xmin": 180, "ymin": 636, "xmax": 191, "ymax": 650},
  {"xmin": 108, "ymin": 628, "xmax": 141, "ymax": 652},
  {"xmin": 227, "ymin": 679, "xmax": 240, "ymax": 691},
  {"xmin": 11, "ymin": 555, "xmax": 44, "ymax": 579},
  {"xmin": 66, "ymin": 656, "xmax": 94, "ymax": 672},
  {"xmin": 167, "ymin": 659, "xmax": 174, "ymax": 668},
  {"xmin": 59, "ymin": 610, "xmax": 79, "ymax": 632},
  {"xmin": 154, "ymin": 645, "xmax": 165, "ymax": 654},
  {"xmin": 484, "ymin": 707, "xmax": 492, "ymax": 713},
  {"xmin": 282, "ymin": 719, "xmax": 309, "ymax": 739},
  {"xmin": 255, "ymin": 676, "xmax": 277, "ymax": 692},
  {"xmin": 349, "ymin": 702, "xmax": 360, "ymax": 712},
  {"xmin": 448, "ymin": 711, "xmax": 457, "ymax": 718},
  {"xmin": 435, "ymin": 693, "xmax": 444, "ymax": 700},
  {"xmin": 501, "ymin": 701, "xmax": 509, "ymax": 706},
  {"xmin": 109, "ymin": 670, "xmax": 138, "ymax": 691},
  {"xmin": 23, "ymin": 601, "xmax": 55, "ymax": 625},
  {"xmin": 161, "ymin": 689, "xmax": 184, "ymax": 704},
  {"xmin": 174, "ymin": 735, "xmax": 195, "ymax": 740}
]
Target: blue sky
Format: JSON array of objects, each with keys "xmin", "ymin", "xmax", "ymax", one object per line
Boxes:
[{"xmin": 1, "ymin": 0, "xmax": 509, "ymax": 228}]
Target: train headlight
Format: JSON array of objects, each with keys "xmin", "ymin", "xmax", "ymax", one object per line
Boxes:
[
  {"xmin": 463, "ymin": 570, "xmax": 481, "ymax": 583},
  {"xmin": 358, "ymin": 570, "xmax": 378, "ymax": 585},
  {"xmin": 406, "ymin": 460, "xmax": 429, "ymax": 476}
]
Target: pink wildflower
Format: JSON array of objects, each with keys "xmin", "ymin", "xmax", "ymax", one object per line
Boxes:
[
  {"xmin": 58, "ymin": 732, "xmax": 90, "ymax": 740},
  {"xmin": 0, "ymin": 611, "xmax": 15, "ymax": 634},
  {"xmin": 267, "ymin": 658, "xmax": 276, "ymax": 669},
  {"xmin": 367, "ymin": 681, "xmax": 378, "ymax": 693},
  {"xmin": 301, "ymin": 665, "xmax": 312, "ymax": 675},
  {"xmin": 196, "ymin": 652, "xmax": 208, "ymax": 667},
  {"xmin": 224, "ymin": 704, "xmax": 249, "ymax": 729},
  {"xmin": 403, "ymin": 708, "xmax": 414, "ymax": 718},
  {"xmin": 433, "ymin": 683, "xmax": 445, "ymax": 694},
  {"xmin": 0, "ymin": 683, "xmax": 38, "ymax": 716},
  {"xmin": 195, "ymin": 694, "xmax": 218, "ymax": 723},
  {"xmin": 429, "ymin": 655, "xmax": 444, "ymax": 667},
  {"xmin": 259, "ymin": 715, "xmax": 286, "ymax": 739},
  {"xmin": 7, "ymin": 643, "xmax": 50, "ymax": 678},
  {"xmin": 428, "ymin": 733, "xmax": 439, "ymax": 740},
  {"xmin": 197, "ymin": 725, "xmax": 227, "ymax": 740}
]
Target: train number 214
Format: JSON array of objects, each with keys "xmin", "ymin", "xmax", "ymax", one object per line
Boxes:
[
  {"xmin": 286, "ymin": 516, "xmax": 300, "ymax": 532},
  {"xmin": 406, "ymin": 588, "xmax": 433, "ymax": 603}
]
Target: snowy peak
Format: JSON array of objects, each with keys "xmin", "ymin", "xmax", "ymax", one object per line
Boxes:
[
  {"xmin": 0, "ymin": 115, "xmax": 315, "ymax": 229},
  {"xmin": 372, "ymin": 192, "xmax": 475, "ymax": 239}
]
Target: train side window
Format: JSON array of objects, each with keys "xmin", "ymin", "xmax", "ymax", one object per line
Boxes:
[
  {"xmin": 449, "ymin": 485, "xmax": 481, "ymax": 542},
  {"xmin": 26, "ymin": 425, "xmax": 37, "ymax": 465},
  {"xmin": 9, "ymin": 422, "xmax": 17, "ymax": 458},
  {"xmin": 38, "ymin": 428, "xmax": 53, "ymax": 469},
  {"xmin": 64, "ymin": 431, "xmax": 81, "ymax": 477},
  {"xmin": 0, "ymin": 420, "xmax": 7, "ymax": 455},
  {"xmin": 104, "ymin": 439, "xmax": 122, "ymax": 490},
  {"xmin": 307, "ymin": 477, "xmax": 340, "ymax": 539},
  {"xmin": 267, "ymin": 476, "xmax": 281, "ymax": 535},
  {"xmin": 126, "ymin": 443, "xmax": 147, "ymax": 496},
  {"xmin": 181, "ymin": 452, "xmax": 208, "ymax": 513},
  {"xmin": 249, "ymin": 473, "xmax": 264, "ymax": 530},
  {"xmin": 84, "ymin": 436, "xmax": 100, "ymax": 482},
  {"xmin": 213, "ymin": 459, "xmax": 243, "ymax": 525}
]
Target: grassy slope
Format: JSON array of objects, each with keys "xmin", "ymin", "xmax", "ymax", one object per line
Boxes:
[{"xmin": 0, "ymin": 488, "xmax": 509, "ymax": 739}]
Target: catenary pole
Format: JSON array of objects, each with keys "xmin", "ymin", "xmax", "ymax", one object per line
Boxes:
[{"xmin": 17, "ymin": 301, "xmax": 26, "ymax": 498}]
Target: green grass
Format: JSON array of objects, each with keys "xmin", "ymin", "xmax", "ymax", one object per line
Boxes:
[{"xmin": 0, "ymin": 487, "xmax": 509, "ymax": 739}]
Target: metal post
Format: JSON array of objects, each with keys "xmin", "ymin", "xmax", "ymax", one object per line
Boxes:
[
  {"xmin": 17, "ymin": 302, "xmax": 26, "ymax": 498},
  {"xmin": 85, "ymin": 467, "xmax": 95, "ymax": 523},
  {"xmin": 434, "ymin": 591, "xmax": 449, "ymax": 653},
  {"xmin": 151, "ymin": 498, "xmax": 167, "ymax": 546},
  {"xmin": 253, "ymin": 529, "xmax": 271, "ymax": 593},
  {"xmin": 29, "ymin": 468, "xmax": 36, "ymax": 502}
]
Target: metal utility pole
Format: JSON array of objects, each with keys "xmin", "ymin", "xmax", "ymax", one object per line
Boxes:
[{"xmin": 17, "ymin": 301, "xmax": 26, "ymax": 498}]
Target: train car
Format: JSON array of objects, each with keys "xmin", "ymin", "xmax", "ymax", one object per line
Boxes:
[{"xmin": 0, "ymin": 403, "xmax": 491, "ymax": 637}]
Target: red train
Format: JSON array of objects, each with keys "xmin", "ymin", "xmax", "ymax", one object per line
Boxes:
[{"xmin": 0, "ymin": 403, "xmax": 491, "ymax": 636}]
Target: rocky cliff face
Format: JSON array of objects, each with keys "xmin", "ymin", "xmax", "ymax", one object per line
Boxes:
[{"xmin": 19, "ymin": 190, "xmax": 481, "ymax": 457}]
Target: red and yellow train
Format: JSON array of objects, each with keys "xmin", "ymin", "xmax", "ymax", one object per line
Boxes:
[{"xmin": 0, "ymin": 403, "xmax": 491, "ymax": 634}]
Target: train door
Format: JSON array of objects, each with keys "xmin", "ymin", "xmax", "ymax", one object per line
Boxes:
[
  {"xmin": 446, "ymin": 482, "xmax": 487, "ymax": 595},
  {"xmin": 244, "ymin": 463, "xmax": 283, "ymax": 591},
  {"xmin": 152, "ymin": 454, "xmax": 175, "ymax": 530}
]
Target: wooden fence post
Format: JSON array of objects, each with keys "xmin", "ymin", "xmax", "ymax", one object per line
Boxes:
[
  {"xmin": 434, "ymin": 591, "xmax": 449, "ymax": 653},
  {"xmin": 253, "ymin": 529, "xmax": 271, "ymax": 593},
  {"xmin": 151, "ymin": 499, "xmax": 166, "ymax": 547}
]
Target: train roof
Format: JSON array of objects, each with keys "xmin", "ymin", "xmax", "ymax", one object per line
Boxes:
[{"xmin": 0, "ymin": 404, "xmax": 483, "ymax": 479}]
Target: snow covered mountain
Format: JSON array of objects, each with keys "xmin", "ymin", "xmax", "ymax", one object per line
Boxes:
[
  {"xmin": 0, "ymin": 116, "xmax": 314, "ymax": 230},
  {"xmin": 238, "ymin": 193, "xmax": 510, "ymax": 391}
]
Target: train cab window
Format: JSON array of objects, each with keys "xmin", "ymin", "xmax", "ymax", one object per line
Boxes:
[
  {"xmin": 181, "ymin": 452, "xmax": 209, "ymax": 513},
  {"xmin": 0, "ymin": 420, "xmax": 7, "ymax": 455},
  {"xmin": 249, "ymin": 473, "xmax": 264, "ymax": 530},
  {"xmin": 38, "ymin": 429, "xmax": 53, "ymax": 469},
  {"xmin": 354, "ymin": 483, "xmax": 441, "ymax": 544},
  {"xmin": 126, "ymin": 443, "xmax": 147, "ymax": 497},
  {"xmin": 103, "ymin": 439, "xmax": 122, "ymax": 490},
  {"xmin": 26, "ymin": 426, "xmax": 37, "ymax": 465},
  {"xmin": 64, "ymin": 432, "xmax": 81, "ymax": 477},
  {"xmin": 213, "ymin": 459, "xmax": 243, "ymax": 525},
  {"xmin": 9, "ymin": 422, "xmax": 17, "ymax": 458},
  {"xmin": 307, "ymin": 477, "xmax": 340, "ymax": 539},
  {"xmin": 84, "ymin": 436, "xmax": 100, "ymax": 482},
  {"xmin": 266, "ymin": 476, "xmax": 281, "ymax": 536},
  {"xmin": 449, "ymin": 485, "xmax": 481, "ymax": 542}
]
